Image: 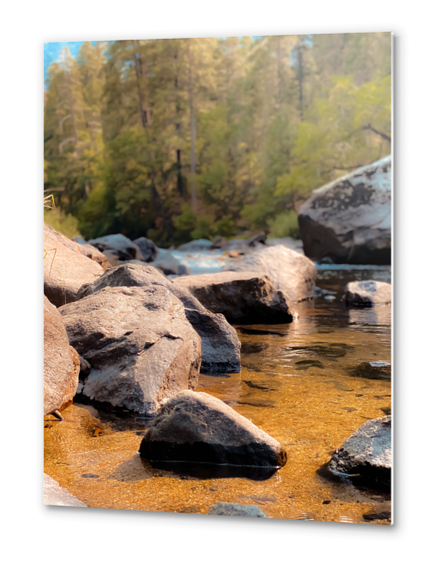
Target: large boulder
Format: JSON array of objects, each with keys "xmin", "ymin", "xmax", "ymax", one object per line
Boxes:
[
  {"xmin": 173, "ymin": 271, "xmax": 293, "ymax": 324},
  {"xmin": 45, "ymin": 224, "xmax": 108, "ymax": 270},
  {"xmin": 87, "ymin": 234, "xmax": 145, "ymax": 262},
  {"xmin": 133, "ymin": 237, "xmax": 158, "ymax": 262},
  {"xmin": 328, "ymin": 416, "xmax": 391, "ymax": 489},
  {"xmin": 77, "ymin": 264, "xmax": 241, "ymax": 374},
  {"xmin": 139, "ymin": 390, "xmax": 287, "ymax": 467},
  {"xmin": 345, "ymin": 280, "xmax": 391, "ymax": 306},
  {"xmin": 44, "ymin": 224, "xmax": 105, "ymax": 307},
  {"xmin": 298, "ymin": 155, "xmax": 391, "ymax": 264},
  {"xmin": 44, "ymin": 296, "xmax": 80, "ymax": 415},
  {"xmin": 223, "ymin": 245, "xmax": 316, "ymax": 302},
  {"xmin": 59, "ymin": 286, "xmax": 201, "ymax": 416}
]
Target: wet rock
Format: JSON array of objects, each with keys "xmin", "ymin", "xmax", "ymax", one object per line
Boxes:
[
  {"xmin": 133, "ymin": 237, "xmax": 158, "ymax": 262},
  {"xmin": 44, "ymin": 224, "xmax": 105, "ymax": 307},
  {"xmin": 207, "ymin": 502, "xmax": 267, "ymax": 517},
  {"xmin": 223, "ymin": 245, "xmax": 316, "ymax": 303},
  {"xmin": 139, "ymin": 390, "xmax": 287, "ymax": 467},
  {"xmin": 59, "ymin": 286, "xmax": 201, "ymax": 416},
  {"xmin": 349, "ymin": 361, "xmax": 391, "ymax": 380},
  {"xmin": 87, "ymin": 233, "xmax": 145, "ymax": 262},
  {"xmin": 298, "ymin": 155, "xmax": 391, "ymax": 264},
  {"xmin": 173, "ymin": 271, "xmax": 293, "ymax": 323},
  {"xmin": 44, "ymin": 296, "xmax": 80, "ymax": 415},
  {"xmin": 177, "ymin": 239, "xmax": 213, "ymax": 252},
  {"xmin": 345, "ymin": 280, "xmax": 391, "ymax": 307},
  {"xmin": 152, "ymin": 252, "xmax": 190, "ymax": 276},
  {"xmin": 328, "ymin": 416, "xmax": 391, "ymax": 489},
  {"xmin": 44, "ymin": 474, "xmax": 87, "ymax": 507},
  {"xmin": 76, "ymin": 264, "xmax": 240, "ymax": 374},
  {"xmin": 248, "ymin": 231, "xmax": 267, "ymax": 247}
]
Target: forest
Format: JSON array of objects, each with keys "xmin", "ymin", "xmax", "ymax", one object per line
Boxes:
[{"xmin": 44, "ymin": 33, "xmax": 391, "ymax": 246}]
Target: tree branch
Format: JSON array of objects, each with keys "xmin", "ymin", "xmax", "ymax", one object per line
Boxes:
[{"xmin": 363, "ymin": 124, "xmax": 391, "ymax": 143}]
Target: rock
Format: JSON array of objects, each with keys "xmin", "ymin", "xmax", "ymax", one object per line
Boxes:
[
  {"xmin": 59, "ymin": 286, "xmax": 201, "ymax": 415},
  {"xmin": 345, "ymin": 280, "xmax": 391, "ymax": 306},
  {"xmin": 152, "ymin": 252, "xmax": 191, "ymax": 276},
  {"xmin": 223, "ymin": 245, "xmax": 316, "ymax": 302},
  {"xmin": 139, "ymin": 390, "xmax": 287, "ymax": 467},
  {"xmin": 267, "ymin": 237, "xmax": 304, "ymax": 254},
  {"xmin": 248, "ymin": 231, "xmax": 267, "ymax": 247},
  {"xmin": 44, "ymin": 474, "xmax": 87, "ymax": 507},
  {"xmin": 78, "ymin": 244, "xmax": 109, "ymax": 271},
  {"xmin": 298, "ymin": 155, "xmax": 391, "ymax": 264},
  {"xmin": 349, "ymin": 361, "xmax": 391, "ymax": 380},
  {"xmin": 177, "ymin": 239, "xmax": 213, "ymax": 252},
  {"xmin": 77, "ymin": 264, "xmax": 241, "ymax": 374},
  {"xmin": 72, "ymin": 236, "xmax": 87, "ymax": 245},
  {"xmin": 87, "ymin": 233, "xmax": 145, "ymax": 261},
  {"xmin": 207, "ymin": 502, "xmax": 267, "ymax": 517},
  {"xmin": 133, "ymin": 237, "xmax": 158, "ymax": 262},
  {"xmin": 328, "ymin": 416, "xmax": 391, "ymax": 489},
  {"xmin": 44, "ymin": 224, "xmax": 105, "ymax": 307},
  {"xmin": 173, "ymin": 271, "xmax": 293, "ymax": 323},
  {"xmin": 44, "ymin": 296, "xmax": 80, "ymax": 415},
  {"xmin": 211, "ymin": 236, "xmax": 227, "ymax": 249},
  {"xmin": 228, "ymin": 250, "xmax": 239, "ymax": 258}
]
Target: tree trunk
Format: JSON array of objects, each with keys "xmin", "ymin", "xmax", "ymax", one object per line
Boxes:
[
  {"xmin": 188, "ymin": 42, "xmax": 198, "ymax": 213},
  {"xmin": 133, "ymin": 40, "xmax": 147, "ymax": 128}
]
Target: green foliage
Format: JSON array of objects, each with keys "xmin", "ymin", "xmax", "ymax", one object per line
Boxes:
[
  {"xmin": 44, "ymin": 208, "xmax": 81, "ymax": 239},
  {"xmin": 44, "ymin": 34, "xmax": 391, "ymax": 244}
]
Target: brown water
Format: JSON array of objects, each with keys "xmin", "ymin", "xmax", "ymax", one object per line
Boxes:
[{"xmin": 44, "ymin": 266, "xmax": 392, "ymax": 524}]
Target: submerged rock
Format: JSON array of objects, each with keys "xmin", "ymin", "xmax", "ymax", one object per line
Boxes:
[
  {"xmin": 345, "ymin": 280, "xmax": 391, "ymax": 306},
  {"xmin": 298, "ymin": 155, "xmax": 391, "ymax": 264},
  {"xmin": 139, "ymin": 390, "xmax": 287, "ymax": 467},
  {"xmin": 207, "ymin": 502, "xmax": 267, "ymax": 517},
  {"xmin": 59, "ymin": 286, "xmax": 201, "ymax": 416},
  {"xmin": 349, "ymin": 361, "xmax": 391, "ymax": 380},
  {"xmin": 44, "ymin": 474, "xmax": 87, "ymax": 507},
  {"xmin": 87, "ymin": 234, "xmax": 145, "ymax": 262},
  {"xmin": 133, "ymin": 237, "xmax": 158, "ymax": 262},
  {"xmin": 152, "ymin": 252, "xmax": 190, "ymax": 276},
  {"xmin": 173, "ymin": 271, "xmax": 293, "ymax": 323},
  {"xmin": 77, "ymin": 264, "xmax": 240, "ymax": 374},
  {"xmin": 44, "ymin": 296, "xmax": 80, "ymax": 415},
  {"xmin": 44, "ymin": 224, "xmax": 104, "ymax": 307},
  {"xmin": 223, "ymin": 245, "xmax": 316, "ymax": 302},
  {"xmin": 328, "ymin": 416, "xmax": 391, "ymax": 489}
]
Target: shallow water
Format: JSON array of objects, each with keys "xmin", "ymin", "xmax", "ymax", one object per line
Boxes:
[{"xmin": 44, "ymin": 265, "xmax": 391, "ymax": 524}]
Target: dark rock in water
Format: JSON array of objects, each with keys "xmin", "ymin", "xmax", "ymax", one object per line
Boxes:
[
  {"xmin": 298, "ymin": 155, "xmax": 391, "ymax": 265},
  {"xmin": 328, "ymin": 416, "xmax": 391, "ymax": 490},
  {"xmin": 241, "ymin": 343, "xmax": 269, "ymax": 354},
  {"xmin": 243, "ymin": 380, "xmax": 275, "ymax": 391},
  {"xmin": 177, "ymin": 239, "xmax": 214, "ymax": 252},
  {"xmin": 139, "ymin": 390, "xmax": 287, "ymax": 467},
  {"xmin": 44, "ymin": 474, "xmax": 87, "ymax": 507},
  {"xmin": 87, "ymin": 233, "xmax": 145, "ymax": 262},
  {"xmin": 207, "ymin": 502, "xmax": 267, "ymax": 517},
  {"xmin": 152, "ymin": 252, "xmax": 190, "ymax": 276},
  {"xmin": 76, "ymin": 264, "xmax": 240, "ymax": 374},
  {"xmin": 223, "ymin": 245, "xmax": 316, "ymax": 303},
  {"xmin": 248, "ymin": 231, "xmax": 267, "ymax": 247},
  {"xmin": 316, "ymin": 256, "xmax": 335, "ymax": 265},
  {"xmin": 295, "ymin": 360, "xmax": 324, "ymax": 370},
  {"xmin": 44, "ymin": 224, "xmax": 105, "ymax": 307},
  {"xmin": 44, "ymin": 296, "xmax": 80, "ymax": 416},
  {"xmin": 133, "ymin": 237, "xmax": 158, "ymax": 262},
  {"xmin": 211, "ymin": 235, "xmax": 227, "ymax": 249},
  {"xmin": 289, "ymin": 343, "xmax": 354, "ymax": 358},
  {"xmin": 173, "ymin": 271, "xmax": 293, "ymax": 324},
  {"xmin": 363, "ymin": 511, "xmax": 391, "ymax": 522},
  {"xmin": 345, "ymin": 280, "xmax": 391, "ymax": 307},
  {"xmin": 349, "ymin": 361, "xmax": 391, "ymax": 380},
  {"xmin": 59, "ymin": 286, "xmax": 201, "ymax": 416}
]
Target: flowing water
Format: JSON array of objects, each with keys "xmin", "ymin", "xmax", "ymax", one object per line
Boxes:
[{"xmin": 44, "ymin": 264, "xmax": 391, "ymax": 524}]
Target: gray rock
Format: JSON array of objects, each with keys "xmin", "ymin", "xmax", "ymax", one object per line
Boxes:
[
  {"xmin": 152, "ymin": 252, "xmax": 191, "ymax": 276},
  {"xmin": 87, "ymin": 233, "xmax": 145, "ymax": 261},
  {"xmin": 211, "ymin": 236, "xmax": 227, "ymax": 249},
  {"xmin": 177, "ymin": 239, "xmax": 213, "ymax": 252},
  {"xmin": 328, "ymin": 416, "xmax": 391, "ymax": 489},
  {"xmin": 133, "ymin": 237, "xmax": 159, "ymax": 262},
  {"xmin": 44, "ymin": 474, "xmax": 87, "ymax": 507},
  {"xmin": 173, "ymin": 271, "xmax": 292, "ymax": 323},
  {"xmin": 247, "ymin": 231, "xmax": 267, "ymax": 247},
  {"xmin": 78, "ymin": 244, "xmax": 109, "ymax": 271},
  {"xmin": 44, "ymin": 296, "xmax": 80, "ymax": 415},
  {"xmin": 59, "ymin": 286, "xmax": 201, "ymax": 415},
  {"xmin": 77, "ymin": 264, "xmax": 240, "ymax": 374},
  {"xmin": 44, "ymin": 224, "xmax": 105, "ymax": 307},
  {"xmin": 267, "ymin": 237, "xmax": 304, "ymax": 254},
  {"xmin": 223, "ymin": 245, "xmax": 316, "ymax": 302},
  {"xmin": 207, "ymin": 502, "xmax": 267, "ymax": 517},
  {"xmin": 298, "ymin": 155, "xmax": 391, "ymax": 264},
  {"xmin": 72, "ymin": 236, "xmax": 87, "ymax": 245},
  {"xmin": 345, "ymin": 280, "xmax": 391, "ymax": 306},
  {"xmin": 139, "ymin": 390, "xmax": 287, "ymax": 467}
]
